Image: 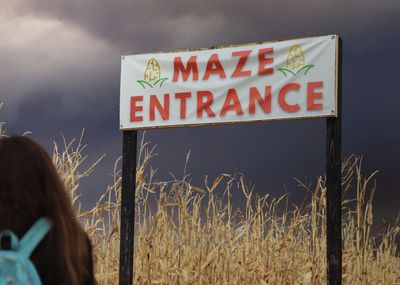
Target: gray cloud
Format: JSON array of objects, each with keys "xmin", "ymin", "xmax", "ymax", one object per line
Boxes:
[
  {"xmin": 11, "ymin": 0, "xmax": 400, "ymax": 51},
  {"xmin": 0, "ymin": 8, "xmax": 117, "ymax": 122}
]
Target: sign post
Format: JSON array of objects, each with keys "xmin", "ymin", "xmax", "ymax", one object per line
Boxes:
[
  {"xmin": 119, "ymin": 130, "xmax": 137, "ymax": 285},
  {"xmin": 119, "ymin": 35, "xmax": 342, "ymax": 284},
  {"xmin": 326, "ymin": 37, "xmax": 342, "ymax": 284}
]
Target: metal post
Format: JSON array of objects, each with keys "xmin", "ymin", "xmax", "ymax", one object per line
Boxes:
[
  {"xmin": 326, "ymin": 37, "xmax": 342, "ymax": 284},
  {"xmin": 119, "ymin": 130, "xmax": 138, "ymax": 285}
]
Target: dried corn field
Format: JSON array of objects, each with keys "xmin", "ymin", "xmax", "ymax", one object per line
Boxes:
[{"xmin": 1, "ymin": 102, "xmax": 399, "ymax": 284}]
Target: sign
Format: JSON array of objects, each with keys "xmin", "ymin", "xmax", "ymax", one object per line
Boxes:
[
  {"xmin": 120, "ymin": 35, "xmax": 338, "ymax": 130},
  {"xmin": 118, "ymin": 35, "xmax": 343, "ymax": 285}
]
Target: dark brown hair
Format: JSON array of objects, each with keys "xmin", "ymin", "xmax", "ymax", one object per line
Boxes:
[{"xmin": 0, "ymin": 136, "xmax": 89, "ymax": 284}]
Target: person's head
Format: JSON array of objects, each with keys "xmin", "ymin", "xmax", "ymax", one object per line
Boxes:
[{"xmin": 0, "ymin": 135, "xmax": 89, "ymax": 285}]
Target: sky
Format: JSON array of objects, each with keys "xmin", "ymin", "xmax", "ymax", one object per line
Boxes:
[{"xmin": 0, "ymin": 0, "xmax": 399, "ymax": 222}]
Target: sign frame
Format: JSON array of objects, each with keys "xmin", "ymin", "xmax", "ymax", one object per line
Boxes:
[{"xmin": 119, "ymin": 35, "xmax": 342, "ymax": 285}]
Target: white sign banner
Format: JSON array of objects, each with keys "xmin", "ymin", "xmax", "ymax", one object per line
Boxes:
[{"xmin": 120, "ymin": 35, "xmax": 338, "ymax": 130}]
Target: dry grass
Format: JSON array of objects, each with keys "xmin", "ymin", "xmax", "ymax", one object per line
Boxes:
[
  {"xmin": 70, "ymin": 137, "xmax": 399, "ymax": 285},
  {"xmin": 0, "ymin": 102, "xmax": 5, "ymax": 138},
  {"xmin": 1, "ymin": 102, "xmax": 399, "ymax": 284}
]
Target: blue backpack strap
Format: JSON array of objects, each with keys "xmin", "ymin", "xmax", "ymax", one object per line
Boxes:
[
  {"xmin": 0, "ymin": 229, "xmax": 20, "ymax": 250},
  {"xmin": 18, "ymin": 217, "xmax": 53, "ymax": 258}
]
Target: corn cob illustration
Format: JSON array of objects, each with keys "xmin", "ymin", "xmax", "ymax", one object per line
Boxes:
[
  {"xmin": 137, "ymin": 58, "xmax": 168, "ymax": 89},
  {"xmin": 286, "ymin": 45, "xmax": 305, "ymax": 70},
  {"xmin": 278, "ymin": 44, "xmax": 315, "ymax": 77}
]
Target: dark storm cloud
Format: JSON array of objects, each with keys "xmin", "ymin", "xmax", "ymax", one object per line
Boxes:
[
  {"xmin": 1, "ymin": 0, "xmax": 400, "ymax": 220},
  {"xmin": 0, "ymin": 4, "xmax": 118, "ymax": 122},
  {"xmin": 13, "ymin": 0, "xmax": 400, "ymax": 51}
]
